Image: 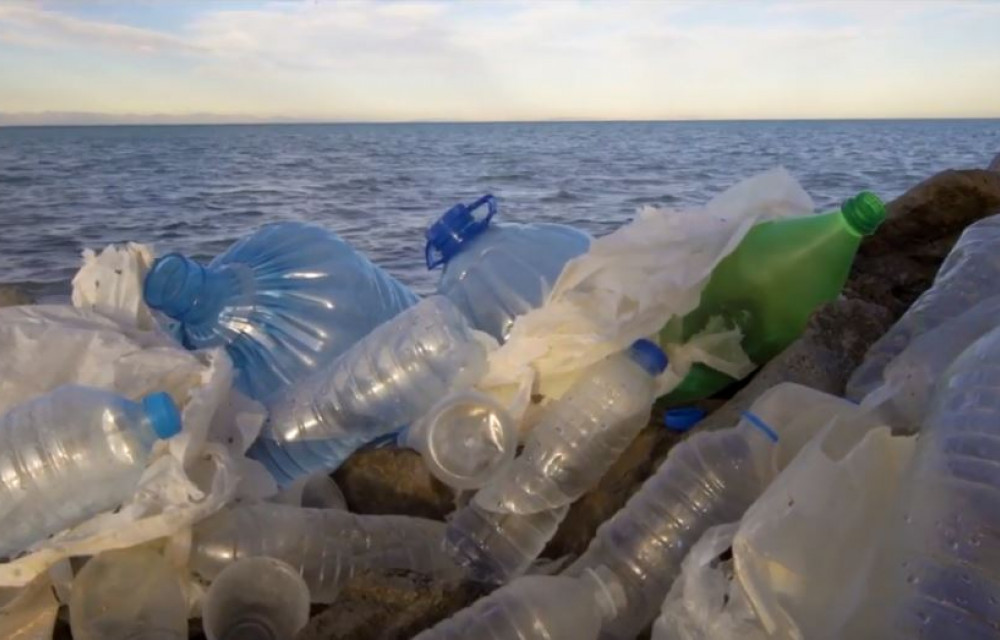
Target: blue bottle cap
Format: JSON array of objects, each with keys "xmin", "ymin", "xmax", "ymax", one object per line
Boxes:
[
  {"xmin": 663, "ymin": 407, "xmax": 706, "ymax": 432},
  {"xmin": 144, "ymin": 253, "xmax": 207, "ymax": 320},
  {"xmin": 628, "ymin": 339, "xmax": 668, "ymax": 376},
  {"xmin": 425, "ymin": 194, "xmax": 498, "ymax": 269},
  {"xmin": 142, "ymin": 392, "xmax": 182, "ymax": 440}
]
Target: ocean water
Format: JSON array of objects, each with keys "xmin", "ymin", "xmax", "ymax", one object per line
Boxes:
[{"xmin": 0, "ymin": 120, "xmax": 997, "ymax": 299}]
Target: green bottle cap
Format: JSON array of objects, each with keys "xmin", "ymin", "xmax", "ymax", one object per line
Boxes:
[{"xmin": 841, "ymin": 191, "xmax": 887, "ymax": 236}]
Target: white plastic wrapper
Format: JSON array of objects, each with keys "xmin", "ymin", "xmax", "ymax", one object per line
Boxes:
[
  {"xmin": 0, "ymin": 244, "xmax": 265, "ymax": 587},
  {"xmin": 655, "ymin": 410, "xmax": 916, "ymax": 640},
  {"xmin": 480, "ymin": 168, "xmax": 814, "ymax": 406}
]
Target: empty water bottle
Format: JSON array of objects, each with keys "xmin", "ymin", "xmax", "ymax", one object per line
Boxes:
[
  {"xmin": 201, "ymin": 557, "xmax": 310, "ymax": 640},
  {"xmin": 426, "ymin": 194, "xmax": 591, "ymax": 341},
  {"xmin": 847, "ymin": 325, "xmax": 1000, "ymax": 639},
  {"xmin": 413, "ymin": 570, "xmax": 625, "ymax": 640},
  {"xmin": 69, "ymin": 546, "xmax": 187, "ymax": 640},
  {"xmin": 398, "ymin": 390, "xmax": 518, "ymax": 490},
  {"xmin": 0, "ymin": 386, "xmax": 181, "ymax": 558},
  {"xmin": 190, "ymin": 503, "xmax": 458, "ymax": 602},
  {"xmin": 445, "ymin": 340, "xmax": 667, "ymax": 584},
  {"xmin": 246, "ymin": 296, "xmax": 487, "ymax": 486},
  {"xmin": 565, "ymin": 383, "xmax": 863, "ymax": 639},
  {"xmin": 848, "ymin": 214, "xmax": 1000, "ymax": 402},
  {"xmin": 144, "ymin": 222, "xmax": 418, "ymax": 403}
]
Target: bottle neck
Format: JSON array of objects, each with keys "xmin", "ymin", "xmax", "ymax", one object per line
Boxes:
[
  {"xmin": 838, "ymin": 191, "xmax": 886, "ymax": 237},
  {"xmin": 145, "ymin": 254, "xmax": 254, "ymax": 329}
]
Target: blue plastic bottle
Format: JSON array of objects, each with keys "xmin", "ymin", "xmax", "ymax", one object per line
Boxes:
[
  {"xmin": 144, "ymin": 222, "xmax": 418, "ymax": 403},
  {"xmin": 426, "ymin": 195, "xmax": 591, "ymax": 342}
]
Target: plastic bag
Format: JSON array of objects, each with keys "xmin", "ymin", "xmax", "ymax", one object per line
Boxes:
[
  {"xmin": 0, "ymin": 575, "xmax": 60, "ymax": 640},
  {"xmin": 480, "ymin": 168, "xmax": 813, "ymax": 406},
  {"xmin": 654, "ymin": 523, "xmax": 767, "ymax": 640},
  {"xmin": 0, "ymin": 244, "xmax": 265, "ymax": 587},
  {"xmin": 72, "ymin": 242, "xmax": 156, "ymax": 331}
]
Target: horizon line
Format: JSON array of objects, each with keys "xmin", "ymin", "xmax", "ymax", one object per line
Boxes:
[{"xmin": 3, "ymin": 115, "xmax": 1000, "ymax": 129}]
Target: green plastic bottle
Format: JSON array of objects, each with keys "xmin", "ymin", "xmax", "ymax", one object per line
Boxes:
[{"xmin": 660, "ymin": 191, "xmax": 887, "ymax": 405}]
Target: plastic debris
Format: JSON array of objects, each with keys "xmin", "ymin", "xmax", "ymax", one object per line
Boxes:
[
  {"xmin": 144, "ymin": 221, "xmax": 418, "ymax": 403},
  {"xmin": 663, "ymin": 407, "xmax": 707, "ymax": 432},
  {"xmin": 201, "ymin": 557, "xmax": 310, "ymax": 640},
  {"xmin": 427, "ymin": 194, "xmax": 591, "ymax": 342},
  {"xmin": 69, "ymin": 546, "xmax": 188, "ymax": 640}
]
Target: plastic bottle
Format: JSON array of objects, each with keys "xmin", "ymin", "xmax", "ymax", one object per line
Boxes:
[
  {"xmin": 445, "ymin": 340, "xmax": 668, "ymax": 584},
  {"xmin": 190, "ymin": 503, "xmax": 458, "ymax": 603},
  {"xmin": 565, "ymin": 383, "xmax": 865, "ymax": 640},
  {"xmin": 426, "ymin": 194, "xmax": 591, "ymax": 342},
  {"xmin": 847, "ymin": 325, "xmax": 1000, "ymax": 639},
  {"xmin": 412, "ymin": 570, "xmax": 625, "ymax": 640},
  {"xmin": 201, "ymin": 557, "xmax": 310, "ymax": 640},
  {"xmin": 144, "ymin": 222, "xmax": 418, "ymax": 403},
  {"xmin": 246, "ymin": 296, "xmax": 488, "ymax": 487},
  {"xmin": 397, "ymin": 390, "xmax": 518, "ymax": 490},
  {"xmin": 662, "ymin": 191, "xmax": 887, "ymax": 405},
  {"xmin": 69, "ymin": 546, "xmax": 188, "ymax": 640},
  {"xmin": 0, "ymin": 386, "xmax": 181, "ymax": 558},
  {"xmin": 848, "ymin": 213, "xmax": 1000, "ymax": 402}
]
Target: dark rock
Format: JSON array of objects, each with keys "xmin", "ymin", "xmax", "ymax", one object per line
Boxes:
[
  {"xmin": 989, "ymin": 152, "xmax": 1000, "ymax": 173},
  {"xmin": 334, "ymin": 448, "xmax": 455, "ymax": 520},
  {"xmin": 0, "ymin": 285, "xmax": 34, "ymax": 307},
  {"xmin": 848, "ymin": 169, "xmax": 1000, "ymax": 314},
  {"xmin": 295, "ymin": 571, "xmax": 483, "ymax": 640}
]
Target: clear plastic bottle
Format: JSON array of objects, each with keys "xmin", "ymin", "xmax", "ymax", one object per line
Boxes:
[
  {"xmin": 848, "ymin": 214, "xmax": 1000, "ymax": 402},
  {"xmin": 849, "ymin": 325, "xmax": 1000, "ymax": 639},
  {"xmin": 246, "ymin": 296, "xmax": 487, "ymax": 486},
  {"xmin": 412, "ymin": 570, "xmax": 625, "ymax": 640},
  {"xmin": 426, "ymin": 194, "xmax": 591, "ymax": 342},
  {"xmin": 564, "ymin": 382, "xmax": 862, "ymax": 640},
  {"xmin": 69, "ymin": 546, "xmax": 188, "ymax": 640},
  {"xmin": 445, "ymin": 341, "xmax": 667, "ymax": 584},
  {"xmin": 397, "ymin": 390, "xmax": 518, "ymax": 490},
  {"xmin": 190, "ymin": 503, "xmax": 458, "ymax": 603},
  {"xmin": 201, "ymin": 557, "xmax": 310, "ymax": 640},
  {"xmin": 144, "ymin": 222, "xmax": 418, "ymax": 403},
  {"xmin": 0, "ymin": 386, "xmax": 181, "ymax": 558}
]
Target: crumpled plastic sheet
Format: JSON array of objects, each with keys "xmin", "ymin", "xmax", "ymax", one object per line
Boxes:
[
  {"xmin": 655, "ymin": 412, "xmax": 916, "ymax": 640},
  {"xmin": 0, "ymin": 244, "xmax": 265, "ymax": 588},
  {"xmin": 480, "ymin": 167, "xmax": 814, "ymax": 409}
]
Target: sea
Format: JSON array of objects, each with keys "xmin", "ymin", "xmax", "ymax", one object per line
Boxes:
[{"xmin": 0, "ymin": 120, "xmax": 997, "ymax": 299}]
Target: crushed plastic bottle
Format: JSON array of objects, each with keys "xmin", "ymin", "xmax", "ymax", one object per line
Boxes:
[
  {"xmin": 565, "ymin": 383, "xmax": 862, "ymax": 639},
  {"xmin": 847, "ymin": 324, "xmax": 1000, "ymax": 639},
  {"xmin": 69, "ymin": 546, "xmax": 187, "ymax": 640},
  {"xmin": 246, "ymin": 296, "xmax": 488, "ymax": 486},
  {"xmin": 426, "ymin": 194, "xmax": 591, "ymax": 341},
  {"xmin": 663, "ymin": 191, "xmax": 887, "ymax": 404},
  {"xmin": 144, "ymin": 221, "xmax": 418, "ymax": 403},
  {"xmin": 201, "ymin": 556, "xmax": 310, "ymax": 640},
  {"xmin": 445, "ymin": 340, "xmax": 667, "ymax": 583},
  {"xmin": 397, "ymin": 390, "xmax": 518, "ymax": 490},
  {"xmin": 190, "ymin": 503, "xmax": 458, "ymax": 603},
  {"xmin": 0, "ymin": 385, "xmax": 181, "ymax": 558},
  {"xmin": 413, "ymin": 569, "xmax": 625, "ymax": 640},
  {"xmin": 848, "ymin": 213, "xmax": 1000, "ymax": 402}
]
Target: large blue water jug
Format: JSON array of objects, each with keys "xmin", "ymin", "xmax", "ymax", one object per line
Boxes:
[
  {"xmin": 425, "ymin": 195, "xmax": 591, "ymax": 342},
  {"xmin": 144, "ymin": 222, "xmax": 418, "ymax": 403}
]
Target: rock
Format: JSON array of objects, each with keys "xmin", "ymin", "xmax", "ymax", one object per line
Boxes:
[
  {"xmin": 0, "ymin": 285, "xmax": 33, "ymax": 307},
  {"xmin": 848, "ymin": 169, "xmax": 1000, "ymax": 314},
  {"xmin": 989, "ymin": 152, "xmax": 1000, "ymax": 173},
  {"xmin": 334, "ymin": 448, "xmax": 455, "ymax": 520},
  {"xmin": 296, "ymin": 571, "xmax": 483, "ymax": 640}
]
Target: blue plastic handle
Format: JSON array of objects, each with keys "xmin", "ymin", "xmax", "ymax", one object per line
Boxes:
[{"xmin": 425, "ymin": 194, "xmax": 498, "ymax": 269}]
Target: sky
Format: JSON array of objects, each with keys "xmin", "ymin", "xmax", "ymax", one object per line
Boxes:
[{"xmin": 1, "ymin": 0, "xmax": 999, "ymax": 125}]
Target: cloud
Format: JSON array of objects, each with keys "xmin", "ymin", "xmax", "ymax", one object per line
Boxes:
[{"xmin": 0, "ymin": 3, "xmax": 205, "ymax": 55}]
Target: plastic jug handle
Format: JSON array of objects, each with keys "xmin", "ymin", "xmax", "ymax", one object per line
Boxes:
[{"xmin": 425, "ymin": 194, "xmax": 498, "ymax": 269}]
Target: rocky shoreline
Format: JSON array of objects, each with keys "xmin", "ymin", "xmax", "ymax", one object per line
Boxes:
[{"xmin": 9, "ymin": 157, "xmax": 999, "ymax": 640}]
